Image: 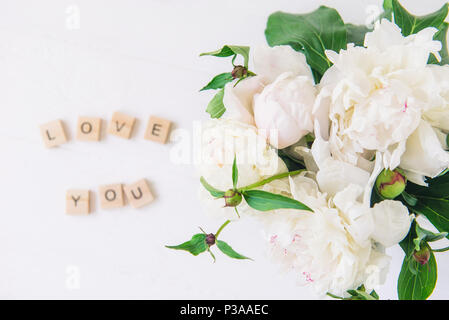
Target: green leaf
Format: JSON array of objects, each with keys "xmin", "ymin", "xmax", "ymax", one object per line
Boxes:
[
  {"xmin": 392, "ymin": 0, "xmax": 448, "ymax": 36},
  {"xmin": 413, "ymin": 199, "xmax": 449, "ymax": 238},
  {"xmin": 200, "ymin": 72, "xmax": 233, "ymax": 91},
  {"xmin": 265, "ymin": 6, "xmax": 347, "ymax": 81},
  {"xmin": 346, "ymin": 24, "xmax": 370, "ymax": 47},
  {"xmin": 401, "ymin": 191, "xmax": 418, "ymax": 207},
  {"xmin": 242, "ymin": 190, "xmax": 313, "ymax": 212},
  {"xmin": 200, "ymin": 45, "xmax": 250, "ymax": 68},
  {"xmin": 406, "ymin": 172, "xmax": 449, "ymax": 199},
  {"xmin": 428, "ymin": 22, "xmax": 449, "ymax": 65},
  {"xmin": 380, "ymin": 0, "xmax": 393, "ymax": 21},
  {"xmin": 216, "ymin": 240, "xmax": 251, "ymax": 260},
  {"xmin": 205, "ymin": 88, "xmax": 226, "ymax": 119},
  {"xmin": 232, "ymin": 155, "xmax": 238, "ymax": 189},
  {"xmin": 166, "ymin": 234, "xmax": 208, "ymax": 256},
  {"xmin": 397, "ymin": 249, "xmax": 437, "ymax": 300},
  {"xmin": 200, "ymin": 176, "xmax": 225, "ymax": 198}
]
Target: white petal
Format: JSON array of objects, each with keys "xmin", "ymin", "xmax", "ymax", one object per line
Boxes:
[
  {"xmin": 371, "ymin": 200, "xmax": 412, "ymax": 247},
  {"xmin": 401, "ymin": 120, "xmax": 449, "ymax": 178},
  {"xmin": 222, "ymin": 76, "xmax": 265, "ymax": 125},
  {"xmin": 317, "ymin": 158, "xmax": 370, "ymax": 197},
  {"xmin": 253, "ymin": 44, "xmax": 314, "ymax": 83}
]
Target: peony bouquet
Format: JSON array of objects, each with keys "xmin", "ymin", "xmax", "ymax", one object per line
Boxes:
[{"xmin": 167, "ymin": 0, "xmax": 449, "ymax": 300}]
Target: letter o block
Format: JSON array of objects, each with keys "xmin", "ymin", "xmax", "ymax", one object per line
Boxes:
[
  {"xmin": 99, "ymin": 184, "xmax": 125, "ymax": 209},
  {"xmin": 77, "ymin": 116, "xmax": 102, "ymax": 141},
  {"xmin": 124, "ymin": 179, "xmax": 154, "ymax": 208}
]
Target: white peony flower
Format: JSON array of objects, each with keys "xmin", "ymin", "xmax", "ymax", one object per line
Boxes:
[
  {"xmin": 222, "ymin": 44, "xmax": 317, "ymax": 149},
  {"xmin": 314, "ymin": 19, "xmax": 441, "ymax": 171},
  {"xmin": 253, "ymin": 72, "xmax": 317, "ymax": 149},
  {"xmin": 370, "ymin": 200, "xmax": 413, "ymax": 247},
  {"xmin": 261, "ymin": 174, "xmax": 394, "ymax": 297},
  {"xmin": 195, "ymin": 119, "xmax": 286, "ymax": 219}
]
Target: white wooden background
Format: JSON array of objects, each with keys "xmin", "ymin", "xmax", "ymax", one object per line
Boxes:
[{"xmin": 1, "ymin": 0, "xmax": 448, "ymax": 299}]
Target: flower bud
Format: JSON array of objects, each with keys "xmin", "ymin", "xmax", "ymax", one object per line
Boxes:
[
  {"xmin": 413, "ymin": 246, "xmax": 430, "ymax": 265},
  {"xmin": 205, "ymin": 233, "xmax": 216, "ymax": 246},
  {"xmin": 224, "ymin": 189, "xmax": 242, "ymax": 207},
  {"xmin": 232, "ymin": 65, "xmax": 248, "ymax": 79},
  {"xmin": 375, "ymin": 168, "xmax": 406, "ymax": 199}
]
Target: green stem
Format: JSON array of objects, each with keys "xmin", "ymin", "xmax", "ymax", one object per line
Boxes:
[
  {"xmin": 326, "ymin": 292, "xmax": 344, "ymax": 300},
  {"xmin": 238, "ymin": 170, "xmax": 304, "ymax": 192},
  {"xmin": 215, "ymin": 220, "xmax": 231, "ymax": 238},
  {"xmin": 432, "ymin": 245, "xmax": 449, "ymax": 252},
  {"xmin": 234, "ymin": 207, "xmax": 240, "ymax": 218}
]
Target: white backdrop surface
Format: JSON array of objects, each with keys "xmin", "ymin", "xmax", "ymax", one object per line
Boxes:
[{"xmin": 1, "ymin": 0, "xmax": 448, "ymax": 299}]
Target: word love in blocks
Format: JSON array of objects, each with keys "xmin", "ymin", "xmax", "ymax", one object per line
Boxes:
[
  {"xmin": 39, "ymin": 112, "xmax": 172, "ymax": 147},
  {"xmin": 66, "ymin": 179, "xmax": 154, "ymax": 215}
]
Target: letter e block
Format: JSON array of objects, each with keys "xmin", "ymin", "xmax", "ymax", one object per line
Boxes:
[
  {"xmin": 66, "ymin": 190, "xmax": 90, "ymax": 215},
  {"xmin": 124, "ymin": 179, "xmax": 154, "ymax": 208},
  {"xmin": 144, "ymin": 116, "xmax": 171, "ymax": 144},
  {"xmin": 107, "ymin": 112, "xmax": 136, "ymax": 139},
  {"xmin": 77, "ymin": 117, "xmax": 102, "ymax": 141},
  {"xmin": 99, "ymin": 184, "xmax": 124, "ymax": 209},
  {"xmin": 40, "ymin": 120, "xmax": 68, "ymax": 148}
]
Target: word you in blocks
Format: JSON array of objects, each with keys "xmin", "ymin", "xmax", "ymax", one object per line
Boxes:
[
  {"xmin": 65, "ymin": 179, "xmax": 154, "ymax": 215},
  {"xmin": 40, "ymin": 113, "xmax": 172, "ymax": 147}
]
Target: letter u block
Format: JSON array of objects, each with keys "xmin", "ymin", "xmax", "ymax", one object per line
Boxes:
[{"xmin": 124, "ymin": 179, "xmax": 154, "ymax": 208}]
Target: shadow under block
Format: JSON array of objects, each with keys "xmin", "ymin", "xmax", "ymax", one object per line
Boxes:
[
  {"xmin": 76, "ymin": 117, "xmax": 102, "ymax": 141},
  {"xmin": 40, "ymin": 120, "xmax": 68, "ymax": 148},
  {"xmin": 66, "ymin": 190, "xmax": 90, "ymax": 215},
  {"xmin": 144, "ymin": 116, "xmax": 171, "ymax": 144},
  {"xmin": 99, "ymin": 184, "xmax": 125, "ymax": 209},
  {"xmin": 107, "ymin": 111, "xmax": 136, "ymax": 139},
  {"xmin": 123, "ymin": 179, "xmax": 154, "ymax": 208}
]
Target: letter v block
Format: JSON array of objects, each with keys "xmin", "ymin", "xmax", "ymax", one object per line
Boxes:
[
  {"xmin": 66, "ymin": 190, "xmax": 90, "ymax": 215},
  {"xmin": 107, "ymin": 111, "xmax": 136, "ymax": 139},
  {"xmin": 40, "ymin": 120, "xmax": 68, "ymax": 148},
  {"xmin": 124, "ymin": 179, "xmax": 154, "ymax": 208}
]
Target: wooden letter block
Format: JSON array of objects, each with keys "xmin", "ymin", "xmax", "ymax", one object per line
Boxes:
[
  {"xmin": 40, "ymin": 120, "xmax": 68, "ymax": 148},
  {"xmin": 124, "ymin": 179, "xmax": 154, "ymax": 208},
  {"xmin": 99, "ymin": 184, "xmax": 124, "ymax": 209},
  {"xmin": 76, "ymin": 117, "xmax": 102, "ymax": 141},
  {"xmin": 144, "ymin": 116, "xmax": 171, "ymax": 144},
  {"xmin": 107, "ymin": 111, "xmax": 136, "ymax": 139},
  {"xmin": 66, "ymin": 190, "xmax": 90, "ymax": 215}
]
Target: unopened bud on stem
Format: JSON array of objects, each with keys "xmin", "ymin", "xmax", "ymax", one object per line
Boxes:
[
  {"xmin": 205, "ymin": 233, "xmax": 216, "ymax": 246},
  {"xmin": 232, "ymin": 65, "xmax": 248, "ymax": 79},
  {"xmin": 375, "ymin": 168, "xmax": 406, "ymax": 199},
  {"xmin": 413, "ymin": 246, "xmax": 430, "ymax": 265},
  {"xmin": 224, "ymin": 189, "xmax": 242, "ymax": 207}
]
